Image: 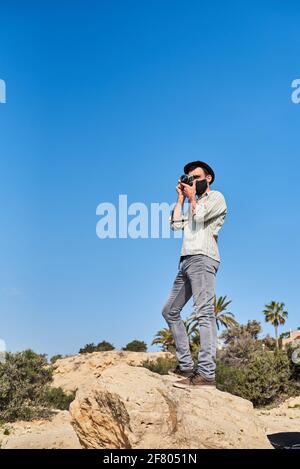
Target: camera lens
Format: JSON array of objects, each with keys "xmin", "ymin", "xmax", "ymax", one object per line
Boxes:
[{"xmin": 180, "ymin": 175, "xmax": 189, "ymax": 184}]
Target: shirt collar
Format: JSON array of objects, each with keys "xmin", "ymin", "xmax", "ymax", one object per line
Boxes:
[{"xmin": 197, "ymin": 191, "xmax": 211, "ymax": 201}]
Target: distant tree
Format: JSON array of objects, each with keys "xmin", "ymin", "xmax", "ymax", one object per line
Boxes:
[
  {"xmin": 122, "ymin": 340, "xmax": 147, "ymax": 352},
  {"xmin": 79, "ymin": 343, "xmax": 97, "ymax": 354},
  {"xmin": 280, "ymin": 331, "xmax": 291, "ymax": 339},
  {"xmin": 263, "ymin": 301, "xmax": 288, "ymax": 349},
  {"xmin": 214, "ymin": 295, "xmax": 238, "ymax": 330},
  {"xmin": 152, "ymin": 316, "xmax": 200, "ymax": 354},
  {"xmin": 151, "ymin": 328, "xmax": 175, "ymax": 352},
  {"xmin": 245, "ymin": 320, "xmax": 262, "ymax": 340},
  {"xmin": 221, "ymin": 320, "xmax": 262, "ymax": 346},
  {"xmin": 96, "ymin": 341, "xmax": 115, "ymax": 351},
  {"xmin": 262, "ymin": 334, "xmax": 277, "ymax": 351},
  {"xmin": 79, "ymin": 341, "xmax": 115, "ymax": 354},
  {"xmin": 219, "ymin": 321, "xmax": 262, "ymax": 367},
  {"xmin": 50, "ymin": 354, "xmax": 63, "ymax": 364}
]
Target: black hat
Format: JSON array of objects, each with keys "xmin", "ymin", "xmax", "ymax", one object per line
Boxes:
[{"xmin": 183, "ymin": 160, "xmax": 215, "ymax": 184}]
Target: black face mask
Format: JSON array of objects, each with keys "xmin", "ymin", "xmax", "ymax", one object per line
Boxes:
[{"xmin": 196, "ymin": 178, "xmax": 208, "ymax": 197}]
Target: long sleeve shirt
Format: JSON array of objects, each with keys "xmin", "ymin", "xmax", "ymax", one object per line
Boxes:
[{"xmin": 170, "ymin": 190, "xmax": 227, "ymax": 262}]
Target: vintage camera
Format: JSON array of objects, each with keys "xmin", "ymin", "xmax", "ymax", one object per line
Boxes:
[{"xmin": 179, "ymin": 174, "xmax": 195, "ymax": 186}]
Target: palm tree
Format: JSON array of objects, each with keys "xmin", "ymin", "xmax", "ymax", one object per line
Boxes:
[
  {"xmin": 151, "ymin": 327, "xmax": 175, "ymax": 351},
  {"xmin": 214, "ymin": 295, "xmax": 238, "ymax": 330},
  {"xmin": 152, "ymin": 318, "xmax": 199, "ymax": 352},
  {"xmin": 263, "ymin": 301, "xmax": 288, "ymax": 349}
]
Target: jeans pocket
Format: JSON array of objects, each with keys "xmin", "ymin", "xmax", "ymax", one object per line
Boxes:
[
  {"xmin": 214, "ymin": 260, "xmax": 220, "ymax": 274},
  {"xmin": 205, "ymin": 257, "xmax": 219, "ymax": 275}
]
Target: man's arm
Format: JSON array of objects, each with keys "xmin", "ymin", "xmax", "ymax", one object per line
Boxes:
[
  {"xmin": 170, "ymin": 199, "xmax": 188, "ymax": 231},
  {"xmin": 170, "ymin": 180, "xmax": 188, "ymax": 231}
]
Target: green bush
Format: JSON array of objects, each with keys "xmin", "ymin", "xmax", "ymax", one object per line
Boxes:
[
  {"xmin": 40, "ymin": 387, "xmax": 75, "ymax": 410},
  {"xmin": 0, "ymin": 349, "xmax": 75, "ymax": 422},
  {"xmin": 79, "ymin": 341, "xmax": 115, "ymax": 354},
  {"xmin": 140, "ymin": 356, "xmax": 177, "ymax": 375},
  {"xmin": 219, "ymin": 323, "xmax": 261, "ymax": 367},
  {"xmin": 96, "ymin": 341, "xmax": 115, "ymax": 351},
  {"xmin": 79, "ymin": 343, "xmax": 97, "ymax": 354},
  {"xmin": 216, "ymin": 359, "xmax": 246, "ymax": 396},
  {"xmin": 0, "ymin": 350, "xmax": 53, "ymax": 422},
  {"xmin": 217, "ymin": 350, "xmax": 293, "ymax": 407},
  {"xmin": 122, "ymin": 340, "xmax": 147, "ymax": 352},
  {"xmin": 261, "ymin": 335, "xmax": 277, "ymax": 351},
  {"xmin": 50, "ymin": 354, "xmax": 63, "ymax": 364}
]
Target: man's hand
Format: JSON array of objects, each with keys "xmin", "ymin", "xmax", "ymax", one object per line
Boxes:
[
  {"xmin": 176, "ymin": 180, "xmax": 186, "ymax": 203},
  {"xmin": 181, "ymin": 180, "xmax": 197, "ymax": 202},
  {"xmin": 171, "ymin": 180, "xmax": 186, "ymax": 227},
  {"xmin": 180, "ymin": 180, "xmax": 197, "ymax": 214}
]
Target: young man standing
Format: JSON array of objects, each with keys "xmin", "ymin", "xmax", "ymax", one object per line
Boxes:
[{"xmin": 162, "ymin": 161, "xmax": 227, "ymax": 388}]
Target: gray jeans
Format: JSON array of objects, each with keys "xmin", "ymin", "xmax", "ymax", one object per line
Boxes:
[{"xmin": 162, "ymin": 254, "xmax": 220, "ymax": 380}]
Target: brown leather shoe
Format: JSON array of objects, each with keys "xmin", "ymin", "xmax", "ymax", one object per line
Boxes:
[
  {"xmin": 168, "ymin": 365, "xmax": 195, "ymax": 378},
  {"xmin": 173, "ymin": 371, "xmax": 216, "ymax": 389}
]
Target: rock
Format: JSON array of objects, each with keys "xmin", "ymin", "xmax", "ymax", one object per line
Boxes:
[
  {"xmin": 255, "ymin": 396, "xmax": 300, "ymax": 435},
  {"xmin": 4, "ymin": 350, "xmax": 294, "ymax": 449},
  {"xmin": 1, "ymin": 411, "xmax": 82, "ymax": 449},
  {"xmin": 51, "ymin": 351, "xmax": 173, "ymax": 393},
  {"xmin": 69, "ymin": 363, "xmax": 272, "ymax": 449}
]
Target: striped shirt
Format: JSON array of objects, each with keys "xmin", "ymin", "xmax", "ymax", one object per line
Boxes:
[{"xmin": 170, "ymin": 190, "xmax": 227, "ymax": 262}]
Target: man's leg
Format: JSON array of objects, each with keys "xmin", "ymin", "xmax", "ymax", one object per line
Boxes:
[
  {"xmin": 186, "ymin": 254, "xmax": 219, "ymax": 380},
  {"xmin": 162, "ymin": 266, "xmax": 194, "ymax": 371}
]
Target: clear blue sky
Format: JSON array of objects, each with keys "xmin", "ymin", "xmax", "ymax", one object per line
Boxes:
[{"xmin": 0, "ymin": 0, "xmax": 299, "ymax": 358}]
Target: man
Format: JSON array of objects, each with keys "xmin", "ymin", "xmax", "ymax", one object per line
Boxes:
[{"xmin": 162, "ymin": 161, "xmax": 227, "ymax": 388}]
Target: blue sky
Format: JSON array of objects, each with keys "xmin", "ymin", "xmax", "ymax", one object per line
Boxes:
[{"xmin": 0, "ymin": 0, "xmax": 299, "ymax": 358}]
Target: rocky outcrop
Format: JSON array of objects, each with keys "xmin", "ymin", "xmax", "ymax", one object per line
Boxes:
[
  {"xmin": 1, "ymin": 411, "xmax": 81, "ymax": 449},
  {"xmin": 255, "ymin": 396, "xmax": 300, "ymax": 435},
  {"xmin": 69, "ymin": 363, "xmax": 272, "ymax": 449},
  {"xmin": 51, "ymin": 351, "xmax": 173, "ymax": 393},
  {"xmin": 4, "ymin": 351, "xmax": 298, "ymax": 449}
]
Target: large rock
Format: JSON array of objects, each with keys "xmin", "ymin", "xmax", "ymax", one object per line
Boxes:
[
  {"xmin": 69, "ymin": 363, "xmax": 272, "ymax": 449},
  {"xmin": 52, "ymin": 351, "xmax": 173, "ymax": 393}
]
